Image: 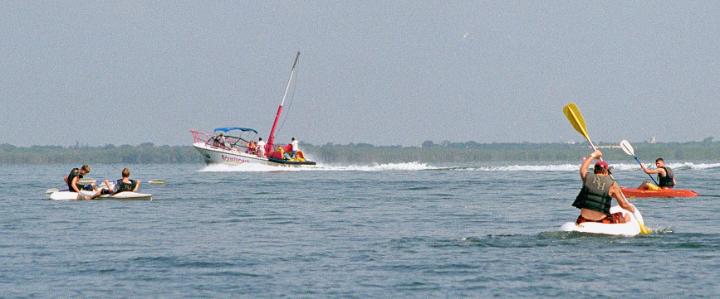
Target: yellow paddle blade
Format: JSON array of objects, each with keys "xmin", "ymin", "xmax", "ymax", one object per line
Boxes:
[
  {"xmin": 639, "ymin": 224, "xmax": 652, "ymax": 235},
  {"xmin": 563, "ymin": 102, "xmax": 591, "ymax": 141}
]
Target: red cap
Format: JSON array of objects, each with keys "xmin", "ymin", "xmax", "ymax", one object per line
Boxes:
[{"xmin": 595, "ymin": 160, "xmax": 609, "ymax": 170}]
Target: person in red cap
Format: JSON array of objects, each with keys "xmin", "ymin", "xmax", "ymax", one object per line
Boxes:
[{"xmin": 572, "ymin": 149, "xmax": 636, "ymax": 224}]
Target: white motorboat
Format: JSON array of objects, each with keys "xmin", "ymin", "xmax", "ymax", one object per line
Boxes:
[{"xmin": 190, "ymin": 52, "xmax": 316, "ymax": 167}]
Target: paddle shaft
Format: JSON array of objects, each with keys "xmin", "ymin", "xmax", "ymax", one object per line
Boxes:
[{"xmin": 633, "ymin": 156, "xmax": 659, "ymax": 185}]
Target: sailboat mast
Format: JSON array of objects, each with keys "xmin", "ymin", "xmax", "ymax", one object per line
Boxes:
[{"xmin": 266, "ymin": 51, "xmax": 300, "ymax": 154}]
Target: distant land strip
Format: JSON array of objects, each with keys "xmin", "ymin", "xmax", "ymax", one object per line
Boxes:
[{"xmin": 1, "ymin": 139, "xmax": 719, "ymax": 164}]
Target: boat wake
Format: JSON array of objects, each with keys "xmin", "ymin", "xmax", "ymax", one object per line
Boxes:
[
  {"xmin": 319, "ymin": 162, "xmax": 439, "ymax": 171},
  {"xmin": 198, "ymin": 161, "xmax": 720, "ymax": 173},
  {"xmin": 450, "ymin": 162, "xmax": 720, "ymax": 172},
  {"xmin": 199, "ymin": 162, "xmax": 438, "ymax": 172}
]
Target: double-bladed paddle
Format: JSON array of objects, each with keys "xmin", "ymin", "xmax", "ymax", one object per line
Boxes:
[{"xmin": 563, "ymin": 102, "xmax": 651, "ymax": 235}]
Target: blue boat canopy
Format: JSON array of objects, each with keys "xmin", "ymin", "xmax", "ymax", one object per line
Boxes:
[{"xmin": 213, "ymin": 127, "xmax": 258, "ymax": 134}]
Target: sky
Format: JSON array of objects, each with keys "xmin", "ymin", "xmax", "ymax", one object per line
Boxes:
[{"xmin": 1, "ymin": 1, "xmax": 719, "ymax": 146}]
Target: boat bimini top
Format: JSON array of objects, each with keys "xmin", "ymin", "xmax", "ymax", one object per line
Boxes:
[
  {"xmin": 209, "ymin": 127, "xmax": 259, "ymax": 148},
  {"xmin": 213, "ymin": 127, "xmax": 258, "ymax": 134}
]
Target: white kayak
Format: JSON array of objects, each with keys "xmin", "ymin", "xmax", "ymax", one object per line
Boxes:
[
  {"xmin": 560, "ymin": 206, "xmax": 640, "ymax": 237},
  {"xmin": 49, "ymin": 190, "xmax": 152, "ymax": 201}
]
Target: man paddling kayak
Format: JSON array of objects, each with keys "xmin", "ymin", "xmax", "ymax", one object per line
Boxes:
[
  {"xmin": 638, "ymin": 157, "xmax": 675, "ymax": 190},
  {"xmin": 573, "ymin": 150, "xmax": 636, "ymax": 224}
]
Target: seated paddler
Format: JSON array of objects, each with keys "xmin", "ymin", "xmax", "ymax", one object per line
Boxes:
[
  {"xmin": 572, "ymin": 149, "xmax": 636, "ymax": 224},
  {"xmin": 638, "ymin": 157, "xmax": 675, "ymax": 190},
  {"xmin": 64, "ymin": 164, "xmax": 103, "ymax": 200},
  {"xmin": 103, "ymin": 167, "xmax": 141, "ymax": 194}
]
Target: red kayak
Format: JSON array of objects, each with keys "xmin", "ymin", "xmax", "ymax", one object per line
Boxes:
[{"xmin": 621, "ymin": 187, "xmax": 699, "ymax": 198}]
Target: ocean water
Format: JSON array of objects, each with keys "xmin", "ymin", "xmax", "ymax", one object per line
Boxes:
[{"xmin": 1, "ymin": 161, "xmax": 720, "ymax": 297}]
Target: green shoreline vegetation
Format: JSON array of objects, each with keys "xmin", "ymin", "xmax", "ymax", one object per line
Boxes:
[{"xmin": 1, "ymin": 138, "xmax": 717, "ymax": 164}]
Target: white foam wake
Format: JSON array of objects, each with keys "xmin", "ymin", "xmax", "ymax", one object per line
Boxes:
[
  {"xmin": 199, "ymin": 163, "xmax": 304, "ymax": 172},
  {"xmin": 319, "ymin": 162, "xmax": 439, "ymax": 171},
  {"xmin": 456, "ymin": 164, "xmax": 578, "ymax": 172},
  {"xmin": 198, "ymin": 161, "xmax": 720, "ymax": 173},
  {"xmin": 198, "ymin": 162, "xmax": 438, "ymax": 172},
  {"xmin": 453, "ymin": 162, "xmax": 720, "ymax": 172}
]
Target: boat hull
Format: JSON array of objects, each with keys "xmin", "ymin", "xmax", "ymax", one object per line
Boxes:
[
  {"xmin": 49, "ymin": 191, "xmax": 152, "ymax": 201},
  {"xmin": 621, "ymin": 187, "xmax": 698, "ymax": 198},
  {"xmin": 560, "ymin": 206, "xmax": 640, "ymax": 237},
  {"xmin": 193, "ymin": 143, "xmax": 316, "ymax": 167}
]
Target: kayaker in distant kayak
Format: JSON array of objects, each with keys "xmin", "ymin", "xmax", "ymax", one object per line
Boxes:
[
  {"xmin": 103, "ymin": 167, "xmax": 141, "ymax": 194},
  {"xmin": 64, "ymin": 165, "xmax": 102, "ymax": 200},
  {"xmin": 638, "ymin": 158, "xmax": 675, "ymax": 190},
  {"xmin": 572, "ymin": 150, "xmax": 636, "ymax": 224}
]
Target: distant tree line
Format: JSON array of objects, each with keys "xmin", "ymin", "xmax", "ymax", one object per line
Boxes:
[
  {"xmin": 303, "ymin": 138, "xmax": 720, "ymax": 164},
  {"xmin": 1, "ymin": 139, "xmax": 718, "ymax": 164},
  {"xmin": 0, "ymin": 143, "xmax": 200, "ymax": 164}
]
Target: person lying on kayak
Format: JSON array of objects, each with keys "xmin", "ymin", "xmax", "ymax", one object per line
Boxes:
[
  {"xmin": 572, "ymin": 150, "xmax": 636, "ymax": 224},
  {"xmin": 64, "ymin": 164, "xmax": 103, "ymax": 200},
  {"xmin": 103, "ymin": 167, "xmax": 141, "ymax": 194},
  {"xmin": 638, "ymin": 157, "xmax": 675, "ymax": 190}
]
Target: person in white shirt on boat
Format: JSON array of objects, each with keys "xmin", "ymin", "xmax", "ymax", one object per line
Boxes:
[
  {"xmin": 213, "ymin": 132, "xmax": 229, "ymax": 149},
  {"xmin": 290, "ymin": 137, "xmax": 299, "ymax": 158},
  {"xmin": 256, "ymin": 137, "xmax": 266, "ymax": 157}
]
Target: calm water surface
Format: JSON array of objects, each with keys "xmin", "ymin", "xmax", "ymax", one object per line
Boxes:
[{"xmin": 1, "ymin": 162, "xmax": 719, "ymax": 297}]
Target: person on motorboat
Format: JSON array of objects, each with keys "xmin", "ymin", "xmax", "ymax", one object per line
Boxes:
[
  {"xmin": 572, "ymin": 150, "xmax": 636, "ymax": 224},
  {"xmin": 247, "ymin": 141, "xmax": 257, "ymax": 154},
  {"xmin": 638, "ymin": 157, "xmax": 675, "ymax": 190},
  {"xmin": 64, "ymin": 164, "xmax": 102, "ymax": 200},
  {"xmin": 256, "ymin": 137, "xmax": 266, "ymax": 157},
  {"xmin": 213, "ymin": 132, "xmax": 228, "ymax": 149},
  {"xmin": 280, "ymin": 146, "xmax": 293, "ymax": 160},
  {"xmin": 290, "ymin": 137, "xmax": 299, "ymax": 158},
  {"xmin": 103, "ymin": 167, "xmax": 141, "ymax": 194}
]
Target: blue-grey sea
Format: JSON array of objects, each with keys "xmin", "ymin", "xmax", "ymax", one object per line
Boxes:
[{"xmin": 2, "ymin": 161, "xmax": 719, "ymax": 297}]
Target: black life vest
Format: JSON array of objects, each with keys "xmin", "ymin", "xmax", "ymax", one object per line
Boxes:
[
  {"xmin": 67, "ymin": 168, "xmax": 83, "ymax": 191},
  {"xmin": 116, "ymin": 179, "xmax": 137, "ymax": 193},
  {"xmin": 572, "ymin": 172, "xmax": 615, "ymax": 215},
  {"xmin": 658, "ymin": 166, "xmax": 675, "ymax": 188}
]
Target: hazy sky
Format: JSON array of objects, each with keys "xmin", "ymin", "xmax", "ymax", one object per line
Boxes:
[{"xmin": 1, "ymin": 1, "xmax": 719, "ymax": 146}]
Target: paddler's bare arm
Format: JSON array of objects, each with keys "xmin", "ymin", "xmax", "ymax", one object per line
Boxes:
[
  {"xmin": 610, "ymin": 183, "xmax": 635, "ymax": 213},
  {"xmin": 640, "ymin": 164, "xmax": 666, "ymax": 176},
  {"xmin": 580, "ymin": 150, "xmax": 602, "ymax": 180}
]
